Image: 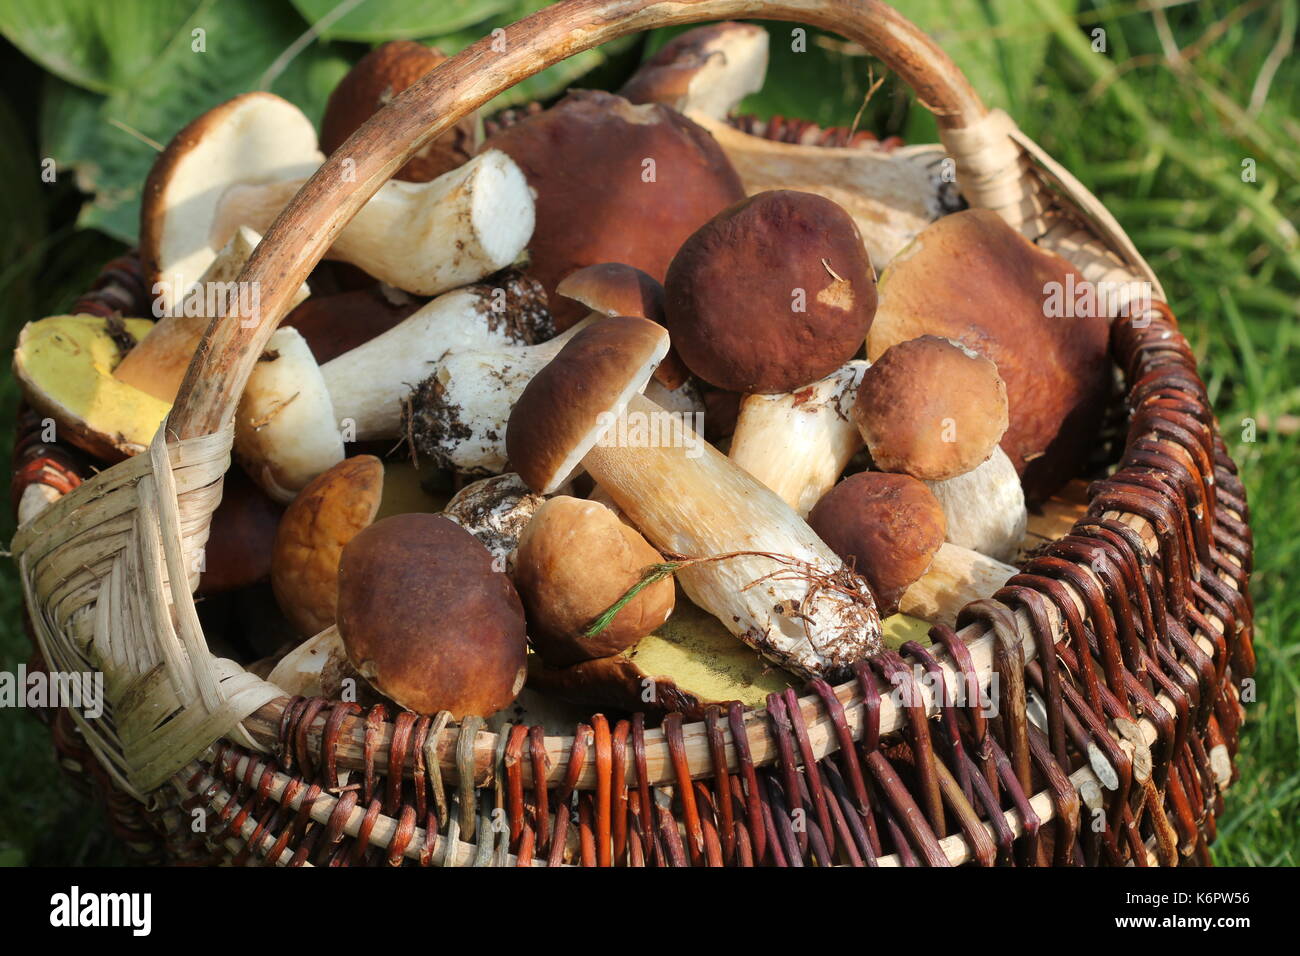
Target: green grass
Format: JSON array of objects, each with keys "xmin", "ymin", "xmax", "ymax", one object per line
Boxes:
[{"xmin": 0, "ymin": 0, "xmax": 1295, "ymax": 865}]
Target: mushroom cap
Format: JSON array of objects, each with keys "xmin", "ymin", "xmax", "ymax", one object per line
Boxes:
[
  {"xmin": 507, "ymin": 317, "xmax": 670, "ymax": 494},
  {"xmin": 867, "ymin": 209, "xmax": 1110, "ymax": 500},
  {"xmin": 514, "ymin": 496, "xmax": 675, "ymax": 665},
  {"xmin": 620, "ymin": 21, "xmax": 770, "ymax": 120},
  {"xmin": 854, "ymin": 335, "xmax": 1009, "ymax": 481},
  {"xmin": 663, "ymin": 189, "xmax": 877, "ymax": 393},
  {"xmin": 13, "ymin": 315, "xmax": 168, "ymax": 462},
  {"xmin": 807, "ymin": 471, "xmax": 946, "ymax": 614},
  {"xmin": 199, "ymin": 466, "xmax": 284, "ymax": 595},
  {"xmin": 141, "ymin": 93, "xmax": 322, "ymax": 312},
  {"xmin": 337, "ymin": 513, "xmax": 528, "ymax": 718},
  {"xmin": 557, "ymin": 262, "xmax": 689, "ymax": 389},
  {"xmin": 272, "ymin": 455, "xmax": 384, "ymax": 637},
  {"xmin": 320, "ymin": 41, "xmax": 477, "ymax": 183},
  {"xmin": 482, "ymin": 90, "xmax": 745, "ymax": 329}
]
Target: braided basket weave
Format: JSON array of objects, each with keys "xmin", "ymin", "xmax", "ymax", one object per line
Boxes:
[{"xmin": 11, "ymin": 0, "xmax": 1253, "ymax": 866}]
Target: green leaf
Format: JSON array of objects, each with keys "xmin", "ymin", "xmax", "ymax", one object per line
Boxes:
[
  {"xmin": 0, "ymin": 0, "xmax": 201, "ymax": 94},
  {"xmin": 430, "ymin": 0, "xmax": 641, "ymax": 111},
  {"xmin": 290, "ymin": 0, "xmax": 514, "ymax": 43},
  {"xmin": 40, "ymin": 0, "xmax": 353, "ymax": 244}
]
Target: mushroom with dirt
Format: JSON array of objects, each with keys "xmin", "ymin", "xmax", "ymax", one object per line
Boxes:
[
  {"xmin": 141, "ymin": 92, "xmax": 533, "ymax": 305},
  {"xmin": 513, "ymin": 495, "xmax": 675, "ymax": 666},
  {"xmin": 336, "ymin": 513, "xmax": 528, "ymax": 718},
  {"xmin": 506, "ymin": 316, "xmax": 880, "ymax": 679},
  {"xmin": 852, "ymin": 335, "xmax": 1027, "ymax": 563},
  {"xmin": 442, "ymin": 472, "xmax": 547, "ymax": 573}
]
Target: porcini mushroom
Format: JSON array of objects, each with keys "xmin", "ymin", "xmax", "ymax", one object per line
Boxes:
[
  {"xmin": 514, "ymin": 496, "xmax": 675, "ymax": 666},
  {"xmin": 199, "ymin": 465, "xmax": 284, "ymax": 594},
  {"xmin": 442, "ymin": 473, "xmax": 547, "ymax": 571},
  {"xmin": 321, "ymin": 41, "xmax": 477, "ymax": 183},
  {"xmin": 403, "ymin": 263, "xmax": 665, "ymax": 474},
  {"xmin": 663, "ymin": 189, "xmax": 877, "ymax": 393},
  {"xmin": 867, "ymin": 209, "xmax": 1112, "ymax": 499},
  {"xmin": 620, "ymin": 21, "xmax": 769, "ymax": 120},
  {"xmin": 336, "ymin": 513, "xmax": 528, "ymax": 718},
  {"xmin": 13, "ymin": 314, "xmax": 167, "ymax": 461},
  {"xmin": 853, "ymin": 335, "xmax": 1027, "ymax": 561},
  {"xmin": 142, "ymin": 92, "xmax": 533, "ymax": 304},
  {"xmin": 507, "ymin": 317, "xmax": 880, "ymax": 679},
  {"xmin": 236, "ymin": 274, "xmax": 551, "ymax": 500},
  {"xmin": 482, "ymin": 90, "xmax": 745, "ymax": 328}
]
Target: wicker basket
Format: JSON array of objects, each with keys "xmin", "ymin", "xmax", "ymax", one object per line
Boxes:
[{"xmin": 11, "ymin": 0, "xmax": 1253, "ymax": 867}]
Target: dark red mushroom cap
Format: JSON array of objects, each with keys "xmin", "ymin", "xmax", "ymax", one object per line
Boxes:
[
  {"xmin": 807, "ymin": 471, "xmax": 946, "ymax": 614},
  {"xmin": 507, "ymin": 317, "xmax": 670, "ymax": 494},
  {"xmin": 663, "ymin": 189, "xmax": 877, "ymax": 394}
]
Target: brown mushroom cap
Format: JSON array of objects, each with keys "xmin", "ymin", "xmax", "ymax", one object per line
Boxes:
[
  {"xmin": 867, "ymin": 209, "xmax": 1110, "ymax": 500},
  {"xmin": 853, "ymin": 335, "xmax": 1009, "ymax": 481},
  {"xmin": 199, "ymin": 466, "xmax": 284, "ymax": 595},
  {"xmin": 807, "ymin": 471, "xmax": 946, "ymax": 614},
  {"xmin": 482, "ymin": 90, "xmax": 745, "ymax": 329},
  {"xmin": 514, "ymin": 496, "xmax": 674, "ymax": 665},
  {"xmin": 507, "ymin": 317, "xmax": 671, "ymax": 494},
  {"xmin": 557, "ymin": 263, "xmax": 688, "ymax": 389},
  {"xmin": 663, "ymin": 189, "xmax": 877, "ymax": 393},
  {"xmin": 320, "ymin": 41, "xmax": 476, "ymax": 182},
  {"xmin": 337, "ymin": 513, "xmax": 528, "ymax": 718},
  {"xmin": 272, "ymin": 455, "xmax": 384, "ymax": 636}
]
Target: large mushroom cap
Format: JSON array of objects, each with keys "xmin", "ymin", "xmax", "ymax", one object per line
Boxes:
[
  {"xmin": 664, "ymin": 189, "xmax": 877, "ymax": 393},
  {"xmin": 337, "ymin": 513, "xmax": 528, "ymax": 718},
  {"xmin": 807, "ymin": 471, "xmax": 946, "ymax": 614},
  {"xmin": 854, "ymin": 335, "xmax": 1009, "ymax": 481},
  {"xmin": 867, "ymin": 209, "xmax": 1110, "ymax": 500},
  {"xmin": 514, "ymin": 496, "xmax": 675, "ymax": 665},
  {"xmin": 272, "ymin": 455, "xmax": 385, "ymax": 637},
  {"xmin": 141, "ymin": 93, "xmax": 322, "ymax": 312},
  {"xmin": 507, "ymin": 317, "xmax": 670, "ymax": 494},
  {"xmin": 620, "ymin": 21, "xmax": 770, "ymax": 120},
  {"xmin": 482, "ymin": 90, "xmax": 745, "ymax": 329},
  {"xmin": 321, "ymin": 41, "xmax": 476, "ymax": 183}
]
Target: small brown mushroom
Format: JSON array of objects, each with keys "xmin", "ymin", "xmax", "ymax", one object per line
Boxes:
[
  {"xmin": 808, "ymin": 471, "xmax": 947, "ymax": 614},
  {"xmin": 336, "ymin": 513, "xmax": 528, "ymax": 718},
  {"xmin": 852, "ymin": 335, "xmax": 1008, "ymax": 481},
  {"xmin": 320, "ymin": 41, "xmax": 477, "ymax": 182},
  {"xmin": 663, "ymin": 189, "xmax": 877, "ymax": 393},
  {"xmin": 620, "ymin": 21, "xmax": 769, "ymax": 120},
  {"xmin": 513, "ymin": 496, "xmax": 674, "ymax": 666},
  {"xmin": 483, "ymin": 90, "xmax": 745, "ymax": 329}
]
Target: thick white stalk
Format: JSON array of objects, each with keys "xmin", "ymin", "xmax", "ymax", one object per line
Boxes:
[
  {"xmin": 925, "ymin": 446, "xmax": 1027, "ymax": 563},
  {"xmin": 585, "ymin": 393, "xmax": 879, "ymax": 678}
]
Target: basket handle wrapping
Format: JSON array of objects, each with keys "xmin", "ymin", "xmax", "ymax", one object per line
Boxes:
[{"xmin": 167, "ymin": 0, "xmax": 986, "ymax": 440}]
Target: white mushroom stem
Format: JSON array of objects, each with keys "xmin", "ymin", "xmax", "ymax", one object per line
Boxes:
[
  {"xmin": 321, "ymin": 280, "xmax": 549, "ymax": 441},
  {"xmin": 728, "ymin": 360, "xmax": 867, "ymax": 516},
  {"xmin": 897, "ymin": 543, "xmax": 1017, "ymax": 628},
  {"xmin": 443, "ymin": 473, "xmax": 546, "ymax": 573},
  {"xmin": 211, "ymin": 149, "xmax": 534, "ymax": 296},
  {"xmin": 621, "ymin": 22, "xmax": 769, "ymax": 120},
  {"xmin": 688, "ymin": 113, "xmax": 946, "ymax": 269},
  {"xmin": 116, "ymin": 227, "xmax": 310, "ymax": 403},
  {"xmin": 412, "ymin": 318, "xmax": 594, "ymax": 474},
  {"xmin": 267, "ymin": 626, "xmax": 353, "ymax": 698},
  {"xmin": 925, "ymin": 446, "xmax": 1027, "ymax": 563},
  {"xmin": 585, "ymin": 392, "xmax": 879, "ymax": 679}
]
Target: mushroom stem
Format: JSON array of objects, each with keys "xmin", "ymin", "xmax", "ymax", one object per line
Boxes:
[
  {"xmin": 924, "ymin": 446, "xmax": 1027, "ymax": 563},
  {"xmin": 583, "ymin": 392, "xmax": 880, "ymax": 679},
  {"xmin": 213, "ymin": 149, "xmax": 534, "ymax": 296},
  {"xmin": 897, "ymin": 542, "xmax": 1017, "ymax": 627},
  {"xmin": 728, "ymin": 360, "xmax": 867, "ymax": 516}
]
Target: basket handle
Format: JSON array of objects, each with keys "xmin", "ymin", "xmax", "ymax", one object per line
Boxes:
[{"xmin": 167, "ymin": 0, "xmax": 986, "ymax": 440}]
